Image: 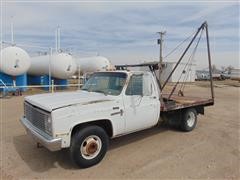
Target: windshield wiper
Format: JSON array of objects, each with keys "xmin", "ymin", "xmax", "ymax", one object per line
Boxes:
[
  {"xmin": 94, "ymin": 90, "xmax": 107, "ymax": 95},
  {"xmin": 81, "ymin": 88, "xmax": 89, "ymax": 91}
]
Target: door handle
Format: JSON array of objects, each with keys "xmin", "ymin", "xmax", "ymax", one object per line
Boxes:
[
  {"xmin": 110, "ymin": 109, "xmax": 124, "ymax": 116},
  {"xmin": 150, "ymin": 96, "xmax": 157, "ymax": 99}
]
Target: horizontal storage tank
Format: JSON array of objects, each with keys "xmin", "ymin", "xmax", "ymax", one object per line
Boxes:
[
  {"xmin": 0, "ymin": 46, "xmax": 31, "ymax": 76},
  {"xmin": 28, "ymin": 53, "xmax": 77, "ymax": 79},
  {"xmin": 160, "ymin": 62, "xmax": 196, "ymax": 82},
  {"xmin": 230, "ymin": 68, "xmax": 240, "ymax": 80},
  {"xmin": 76, "ymin": 56, "xmax": 111, "ymax": 74}
]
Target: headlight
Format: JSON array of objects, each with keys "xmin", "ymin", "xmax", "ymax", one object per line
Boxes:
[
  {"xmin": 24, "ymin": 101, "xmax": 27, "ymax": 117},
  {"xmin": 24, "ymin": 103, "xmax": 25, "ymax": 116},
  {"xmin": 44, "ymin": 115, "xmax": 52, "ymax": 135}
]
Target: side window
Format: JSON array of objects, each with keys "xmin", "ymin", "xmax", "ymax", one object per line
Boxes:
[{"xmin": 126, "ymin": 75, "xmax": 143, "ymax": 95}]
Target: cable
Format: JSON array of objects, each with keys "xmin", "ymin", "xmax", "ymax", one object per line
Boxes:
[
  {"xmin": 167, "ymin": 28, "xmax": 204, "ymax": 100},
  {"xmin": 179, "ymin": 29, "xmax": 203, "ymax": 93},
  {"xmin": 164, "ymin": 31, "xmax": 196, "ymax": 59}
]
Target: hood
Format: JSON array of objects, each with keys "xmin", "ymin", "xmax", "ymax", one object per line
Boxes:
[{"xmin": 25, "ymin": 90, "xmax": 113, "ymax": 112}]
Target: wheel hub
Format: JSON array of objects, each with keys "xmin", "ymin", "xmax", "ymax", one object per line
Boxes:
[
  {"xmin": 86, "ymin": 141, "xmax": 98, "ymax": 154},
  {"xmin": 80, "ymin": 135, "xmax": 102, "ymax": 160},
  {"xmin": 187, "ymin": 112, "xmax": 195, "ymax": 127}
]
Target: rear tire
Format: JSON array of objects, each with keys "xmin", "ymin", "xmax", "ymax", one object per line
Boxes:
[
  {"xmin": 180, "ymin": 108, "xmax": 197, "ymax": 132},
  {"xmin": 70, "ymin": 125, "xmax": 109, "ymax": 168}
]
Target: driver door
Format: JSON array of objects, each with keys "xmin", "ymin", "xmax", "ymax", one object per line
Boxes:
[{"xmin": 123, "ymin": 73, "xmax": 159, "ymax": 133}]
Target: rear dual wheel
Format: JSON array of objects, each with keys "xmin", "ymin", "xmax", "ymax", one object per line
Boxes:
[{"xmin": 180, "ymin": 108, "xmax": 197, "ymax": 132}]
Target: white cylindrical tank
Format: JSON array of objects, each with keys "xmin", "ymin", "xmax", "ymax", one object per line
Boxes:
[
  {"xmin": 76, "ymin": 56, "xmax": 111, "ymax": 74},
  {"xmin": 28, "ymin": 53, "xmax": 77, "ymax": 79},
  {"xmin": 0, "ymin": 46, "xmax": 31, "ymax": 76}
]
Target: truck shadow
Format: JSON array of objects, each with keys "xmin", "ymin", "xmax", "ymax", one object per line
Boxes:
[
  {"xmin": 13, "ymin": 124, "xmax": 175, "ymax": 172},
  {"xmin": 13, "ymin": 135, "xmax": 78, "ymax": 171},
  {"xmin": 109, "ymin": 125, "xmax": 170, "ymax": 150}
]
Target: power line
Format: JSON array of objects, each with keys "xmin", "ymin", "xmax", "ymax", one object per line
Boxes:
[{"xmin": 163, "ymin": 31, "xmax": 196, "ymax": 59}]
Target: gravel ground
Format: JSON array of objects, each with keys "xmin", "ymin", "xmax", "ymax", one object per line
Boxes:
[{"xmin": 0, "ymin": 84, "xmax": 239, "ymax": 179}]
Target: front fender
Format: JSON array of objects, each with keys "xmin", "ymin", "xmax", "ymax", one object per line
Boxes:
[{"xmin": 51, "ymin": 101, "xmax": 124, "ymax": 148}]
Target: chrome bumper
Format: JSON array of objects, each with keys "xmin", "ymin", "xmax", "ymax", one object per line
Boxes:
[{"xmin": 20, "ymin": 117, "xmax": 62, "ymax": 151}]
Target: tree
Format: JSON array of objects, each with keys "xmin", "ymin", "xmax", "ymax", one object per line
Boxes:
[
  {"xmin": 211, "ymin": 64, "xmax": 217, "ymax": 73},
  {"xmin": 226, "ymin": 65, "xmax": 234, "ymax": 74}
]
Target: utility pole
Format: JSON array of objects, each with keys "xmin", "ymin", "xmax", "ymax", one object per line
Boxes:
[{"xmin": 157, "ymin": 31, "xmax": 166, "ymax": 81}]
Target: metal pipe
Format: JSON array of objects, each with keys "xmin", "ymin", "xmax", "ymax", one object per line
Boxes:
[
  {"xmin": 11, "ymin": 20, "xmax": 14, "ymax": 45},
  {"xmin": 161, "ymin": 23, "xmax": 205, "ymax": 90},
  {"xmin": 205, "ymin": 22, "xmax": 214, "ymax": 101},
  {"xmin": 0, "ymin": 84, "xmax": 83, "ymax": 89},
  {"xmin": 78, "ymin": 66, "xmax": 81, "ymax": 90},
  {"xmin": 149, "ymin": 66, "xmax": 164, "ymax": 105},
  {"xmin": 55, "ymin": 29, "xmax": 58, "ymax": 52},
  {"xmin": 58, "ymin": 27, "xmax": 60, "ymax": 51},
  {"xmin": 51, "ymin": 79, "xmax": 54, "ymax": 93},
  {"xmin": 48, "ymin": 47, "xmax": 52, "ymax": 92}
]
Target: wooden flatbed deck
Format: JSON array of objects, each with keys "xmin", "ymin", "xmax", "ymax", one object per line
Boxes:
[{"xmin": 161, "ymin": 94, "xmax": 214, "ymax": 112}]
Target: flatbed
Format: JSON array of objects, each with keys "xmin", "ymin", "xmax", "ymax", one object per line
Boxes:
[{"xmin": 161, "ymin": 95, "xmax": 214, "ymax": 112}]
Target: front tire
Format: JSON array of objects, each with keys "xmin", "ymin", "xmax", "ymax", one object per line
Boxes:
[
  {"xmin": 180, "ymin": 108, "xmax": 197, "ymax": 132},
  {"xmin": 70, "ymin": 126, "xmax": 109, "ymax": 168}
]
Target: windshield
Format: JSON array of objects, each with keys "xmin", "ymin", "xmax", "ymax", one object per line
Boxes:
[{"xmin": 81, "ymin": 72, "xmax": 127, "ymax": 96}]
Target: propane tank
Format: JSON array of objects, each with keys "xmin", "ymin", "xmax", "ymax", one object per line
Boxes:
[
  {"xmin": 0, "ymin": 46, "xmax": 31, "ymax": 76},
  {"xmin": 28, "ymin": 52, "xmax": 77, "ymax": 79}
]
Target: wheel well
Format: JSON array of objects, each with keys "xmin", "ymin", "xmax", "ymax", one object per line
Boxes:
[
  {"xmin": 195, "ymin": 106, "xmax": 204, "ymax": 115},
  {"xmin": 71, "ymin": 119, "xmax": 113, "ymax": 138},
  {"xmin": 161, "ymin": 106, "xmax": 203, "ymax": 126}
]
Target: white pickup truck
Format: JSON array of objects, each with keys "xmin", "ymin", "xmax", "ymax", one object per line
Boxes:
[
  {"xmin": 20, "ymin": 22, "xmax": 214, "ymax": 168},
  {"xmin": 21, "ymin": 67, "xmax": 214, "ymax": 168}
]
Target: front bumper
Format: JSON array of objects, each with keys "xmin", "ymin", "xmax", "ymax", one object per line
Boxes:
[{"xmin": 20, "ymin": 117, "xmax": 62, "ymax": 151}]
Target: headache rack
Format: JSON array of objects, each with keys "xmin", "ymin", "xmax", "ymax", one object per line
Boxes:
[{"xmin": 115, "ymin": 21, "xmax": 214, "ymax": 113}]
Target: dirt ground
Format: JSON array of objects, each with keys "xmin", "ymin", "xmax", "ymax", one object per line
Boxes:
[{"xmin": 0, "ymin": 82, "xmax": 239, "ymax": 179}]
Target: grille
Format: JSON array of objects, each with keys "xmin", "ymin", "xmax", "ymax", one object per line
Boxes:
[{"xmin": 24, "ymin": 102, "xmax": 50, "ymax": 134}]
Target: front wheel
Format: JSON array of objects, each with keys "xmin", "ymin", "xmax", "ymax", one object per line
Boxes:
[
  {"xmin": 180, "ymin": 108, "xmax": 197, "ymax": 132},
  {"xmin": 70, "ymin": 126, "xmax": 109, "ymax": 168}
]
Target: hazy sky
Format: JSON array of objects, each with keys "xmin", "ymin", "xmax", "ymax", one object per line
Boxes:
[{"xmin": 1, "ymin": 1, "xmax": 239, "ymax": 69}]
